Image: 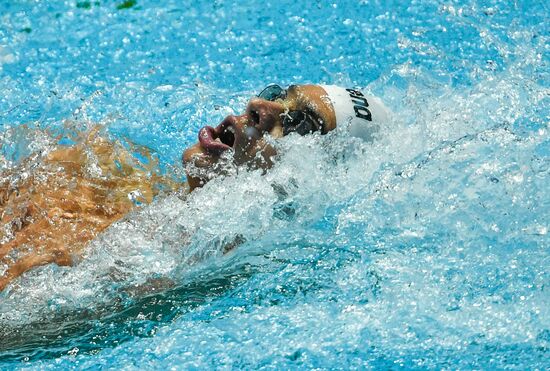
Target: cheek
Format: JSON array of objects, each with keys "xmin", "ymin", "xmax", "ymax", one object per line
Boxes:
[{"xmin": 248, "ymin": 139, "xmax": 277, "ymax": 169}]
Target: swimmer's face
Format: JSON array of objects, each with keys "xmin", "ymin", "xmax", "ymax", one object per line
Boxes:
[{"xmin": 183, "ymin": 84, "xmax": 337, "ymax": 190}]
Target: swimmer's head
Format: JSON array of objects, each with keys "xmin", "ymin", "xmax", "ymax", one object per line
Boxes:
[{"xmin": 182, "ymin": 84, "xmax": 389, "ymax": 190}]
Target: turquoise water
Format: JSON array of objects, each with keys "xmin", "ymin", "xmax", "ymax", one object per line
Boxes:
[{"xmin": 1, "ymin": 0, "xmax": 549, "ymax": 369}]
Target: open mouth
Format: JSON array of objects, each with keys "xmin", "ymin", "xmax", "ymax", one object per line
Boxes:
[
  {"xmin": 218, "ymin": 125, "xmax": 235, "ymax": 148},
  {"xmin": 198, "ymin": 119, "xmax": 236, "ymax": 154}
]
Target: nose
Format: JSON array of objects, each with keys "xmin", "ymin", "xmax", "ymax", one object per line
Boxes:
[{"xmin": 245, "ymin": 98, "xmax": 285, "ymax": 135}]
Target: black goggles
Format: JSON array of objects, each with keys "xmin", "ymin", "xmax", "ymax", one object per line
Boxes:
[
  {"xmin": 257, "ymin": 84, "xmax": 324, "ymax": 136},
  {"xmin": 257, "ymin": 84, "xmax": 287, "ymax": 101}
]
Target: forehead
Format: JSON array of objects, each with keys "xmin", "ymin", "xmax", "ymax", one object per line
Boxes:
[{"xmin": 286, "ymin": 85, "xmax": 337, "ymax": 132}]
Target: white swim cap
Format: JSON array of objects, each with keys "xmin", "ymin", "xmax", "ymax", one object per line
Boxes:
[{"xmin": 320, "ymin": 85, "xmax": 390, "ymax": 142}]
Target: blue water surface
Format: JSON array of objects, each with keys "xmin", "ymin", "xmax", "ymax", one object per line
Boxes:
[{"xmin": 0, "ymin": 0, "xmax": 549, "ymax": 369}]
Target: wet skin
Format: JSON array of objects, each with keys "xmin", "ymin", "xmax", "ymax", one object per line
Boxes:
[
  {"xmin": 0, "ymin": 131, "xmax": 179, "ymax": 292},
  {"xmin": 0, "ymin": 85, "xmax": 336, "ymax": 292},
  {"xmin": 183, "ymin": 85, "xmax": 337, "ymax": 190}
]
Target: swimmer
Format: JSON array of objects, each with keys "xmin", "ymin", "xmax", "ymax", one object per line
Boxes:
[
  {"xmin": 183, "ymin": 84, "xmax": 389, "ymax": 189},
  {"xmin": 0, "ymin": 84, "xmax": 389, "ymax": 292}
]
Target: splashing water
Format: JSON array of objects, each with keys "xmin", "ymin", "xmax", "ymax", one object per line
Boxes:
[{"xmin": 0, "ymin": 0, "xmax": 548, "ymax": 369}]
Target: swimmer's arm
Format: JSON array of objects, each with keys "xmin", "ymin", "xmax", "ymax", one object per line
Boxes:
[{"xmin": 0, "ymin": 250, "xmax": 72, "ymax": 293}]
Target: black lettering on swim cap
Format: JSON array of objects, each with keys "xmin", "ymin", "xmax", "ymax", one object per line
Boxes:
[
  {"xmin": 354, "ymin": 105, "xmax": 372, "ymax": 121},
  {"xmin": 346, "ymin": 88, "xmax": 372, "ymax": 121},
  {"xmin": 346, "ymin": 88, "xmax": 364, "ymax": 97},
  {"xmin": 351, "ymin": 96, "xmax": 369, "ymax": 108}
]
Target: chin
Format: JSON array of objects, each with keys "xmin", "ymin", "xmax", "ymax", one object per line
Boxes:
[
  {"xmin": 182, "ymin": 143, "xmax": 215, "ymax": 191},
  {"xmin": 182, "ymin": 137, "xmax": 278, "ymax": 192}
]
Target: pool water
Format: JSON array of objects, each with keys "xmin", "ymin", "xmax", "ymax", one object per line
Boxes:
[{"xmin": 1, "ymin": 0, "xmax": 549, "ymax": 369}]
